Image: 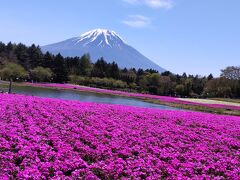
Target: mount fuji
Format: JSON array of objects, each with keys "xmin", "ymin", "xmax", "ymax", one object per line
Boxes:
[{"xmin": 41, "ymin": 29, "xmax": 165, "ymax": 72}]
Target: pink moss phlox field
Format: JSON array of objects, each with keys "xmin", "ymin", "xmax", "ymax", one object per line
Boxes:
[
  {"xmin": 0, "ymin": 94, "xmax": 240, "ymax": 179},
  {"xmin": 28, "ymin": 83, "xmax": 240, "ymax": 111}
]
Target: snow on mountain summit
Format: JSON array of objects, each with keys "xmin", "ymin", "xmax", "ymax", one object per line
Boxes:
[
  {"xmin": 73, "ymin": 28, "xmax": 127, "ymax": 48},
  {"xmin": 41, "ymin": 29, "xmax": 166, "ymax": 72}
]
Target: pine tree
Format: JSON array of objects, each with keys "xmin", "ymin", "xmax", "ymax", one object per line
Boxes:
[
  {"xmin": 109, "ymin": 61, "xmax": 119, "ymax": 79},
  {"xmin": 28, "ymin": 44, "xmax": 43, "ymax": 68},
  {"xmin": 14, "ymin": 43, "xmax": 30, "ymax": 69},
  {"xmin": 79, "ymin": 54, "xmax": 92, "ymax": 76},
  {"xmin": 91, "ymin": 57, "xmax": 108, "ymax": 78},
  {"xmin": 52, "ymin": 53, "xmax": 68, "ymax": 83}
]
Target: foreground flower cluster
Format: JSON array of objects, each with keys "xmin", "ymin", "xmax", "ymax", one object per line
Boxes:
[
  {"xmin": 28, "ymin": 83, "xmax": 240, "ymax": 111},
  {"xmin": 0, "ymin": 94, "xmax": 240, "ymax": 179}
]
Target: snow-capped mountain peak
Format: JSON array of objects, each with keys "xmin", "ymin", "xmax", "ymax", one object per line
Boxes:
[
  {"xmin": 74, "ymin": 28, "xmax": 127, "ymax": 48},
  {"xmin": 41, "ymin": 28, "xmax": 166, "ymax": 72}
]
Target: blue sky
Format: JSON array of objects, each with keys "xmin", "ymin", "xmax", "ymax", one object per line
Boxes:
[{"xmin": 0, "ymin": 0, "xmax": 239, "ymax": 76}]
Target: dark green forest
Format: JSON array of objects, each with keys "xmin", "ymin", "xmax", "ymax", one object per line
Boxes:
[{"xmin": 0, "ymin": 42, "xmax": 239, "ymax": 98}]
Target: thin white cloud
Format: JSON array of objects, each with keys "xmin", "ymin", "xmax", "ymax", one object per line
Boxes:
[
  {"xmin": 145, "ymin": 0, "xmax": 173, "ymax": 9},
  {"xmin": 123, "ymin": 0, "xmax": 174, "ymax": 9},
  {"xmin": 122, "ymin": 15, "xmax": 152, "ymax": 28}
]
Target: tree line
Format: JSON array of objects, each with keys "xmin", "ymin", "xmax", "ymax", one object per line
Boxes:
[{"xmin": 0, "ymin": 41, "xmax": 239, "ymax": 98}]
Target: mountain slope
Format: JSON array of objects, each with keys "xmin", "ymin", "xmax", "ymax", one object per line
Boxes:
[{"xmin": 41, "ymin": 29, "xmax": 166, "ymax": 72}]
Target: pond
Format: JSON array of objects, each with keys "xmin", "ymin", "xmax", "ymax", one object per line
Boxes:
[{"xmin": 1, "ymin": 85, "xmax": 181, "ymax": 110}]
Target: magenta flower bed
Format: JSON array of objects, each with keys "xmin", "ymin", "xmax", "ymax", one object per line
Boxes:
[
  {"xmin": 0, "ymin": 94, "xmax": 240, "ymax": 179},
  {"xmin": 27, "ymin": 83, "xmax": 240, "ymax": 111}
]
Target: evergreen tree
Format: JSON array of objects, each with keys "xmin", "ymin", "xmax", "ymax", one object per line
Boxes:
[
  {"xmin": 0, "ymin": 42, "xmax": 5, "ymax": 53},
  {"xmin": 161, "ymin": 71, "xmax": 171, "ymax": 76},
  {"xmin": 28, "ymin": 44, "xmax": 43, "ymax": 68},
  {"xmin": 79, "ymin": 54, "xmax": 92, "ymax": 76},
  {"xmin": 182, "ymin": 72, "xmax": 187, "ymax": 79},
  {"xmin": 43, "ymin": 51, "xmax": 55, "ymax": 69},
  {"xmin": 109, "ymin": 61, "xmax": 119, "ymax": 79},
  {"xmin": 207, "ymin": 74, "xmax": 214, "ymax": 80},
  {"xmin": 52, "ymin": 53, "xmax": 68, "ymax": 83},
  {"xmin": 14, "ymin": 43, "xmax": 30, "ymax": 69},
  {"xmin": 6, "ymin": 42, "xmax": 14, "ymax": 52},
  {"xmin": 91, "ymin": 58, "xmax": 108, "ymax": 78},
  {"xmin": 65, "ymin": 56, "xmax": 80, "ymax": 75}
]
